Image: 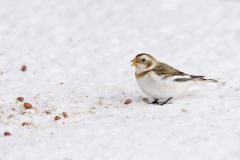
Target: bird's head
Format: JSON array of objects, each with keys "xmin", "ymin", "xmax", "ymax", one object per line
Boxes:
[{"xmin": 131, "ymin": 53, "xmax": 157, "ymax": 71}]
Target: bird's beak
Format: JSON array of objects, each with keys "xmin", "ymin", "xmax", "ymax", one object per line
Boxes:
[{"xmin": 131, "ymin": 59, "xmax": 138, "ymax": 66}]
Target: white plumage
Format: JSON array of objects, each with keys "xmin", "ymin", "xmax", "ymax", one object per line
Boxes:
[{"xmin": 136, "ymin": 71, "xmax": 193, "ymax": 99}]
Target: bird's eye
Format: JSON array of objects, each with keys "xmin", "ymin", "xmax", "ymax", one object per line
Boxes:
[{"xmin": 142, "ymin": 59, "xmax": 146, "ymax": 62}]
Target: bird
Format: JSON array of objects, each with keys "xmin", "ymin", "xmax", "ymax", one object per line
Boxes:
[{"xmin": 131, "ymin": 53, "xmax": 217, "ymax": 105}]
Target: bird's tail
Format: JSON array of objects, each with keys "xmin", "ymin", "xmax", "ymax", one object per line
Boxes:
[{"xmin": 191, "ymin": 75, "xmax": 218, "ymax": 83}]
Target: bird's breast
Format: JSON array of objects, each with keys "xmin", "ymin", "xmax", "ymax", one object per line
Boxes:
[{"xmin": 136, "ymin": 72, "xmax": 191, "ymax": 98}]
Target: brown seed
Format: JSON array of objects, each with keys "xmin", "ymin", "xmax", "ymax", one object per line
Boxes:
[
  {"xmin": 21, "ymin": 65, "xmax": 27, "ymax": 72},
  {"xmin": 17, "ymin": 97, "xmax": 24, "ymax": 102},
  {"xmin": 4, "ymin": 131, "xmax": 11, "ymax": 136},
  {"xmin": 54, "ymin": 116, "xmax": 61, "ymax": 121},
  {"xmin": 181, "ymin": 108, "xmax": 188, "ymax": 112},
  {"xmin": 142, "ymin": 98, "xmax": 149, "ymax": 103},
  {"xmin": 124, "ymin": 99, "xmax": 132, "ymax": 105},
  {"xmin": 23, "ymin": 103, "xmax": 32, "ymax": 109},
  {"xmin": 22, "ymin": 122, "xmax": 31, "ymax": 126},
  {"xmin": 62, "ymin": 112, "xmax": 68, "ymax": 118}
]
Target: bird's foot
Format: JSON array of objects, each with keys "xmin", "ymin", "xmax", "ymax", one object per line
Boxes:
[
  {"xmin": 150, "ymin": 97, "xmax": 173, "ymax": 106},
  {"xmin": 160, "ymin": 97, "xmax": 173, "ymax": 105},
  {"xmin": 150, "ymin": 99, "xmax": 161, "ymax": 105}
]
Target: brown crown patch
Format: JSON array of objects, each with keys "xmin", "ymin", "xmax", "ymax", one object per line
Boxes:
[{"xmin": 135, "ymin": 53, "xmax": 155, "ymax": 59}]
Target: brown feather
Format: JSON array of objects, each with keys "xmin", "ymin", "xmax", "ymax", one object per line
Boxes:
[
  {"xmin": 135, "ymin": 53, "xmax": 155, "ymax": 60},
  {"xmin": 152, "ymin": 62, "xmax": 186, "ymax": 77},
  {"xmin": 135, "ymin": 70, "xmax": 152, "ymax": 79}
]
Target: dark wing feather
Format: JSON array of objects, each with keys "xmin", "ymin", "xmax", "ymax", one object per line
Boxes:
[{"xmin": 174, "ymin": 75, "xmax": 218, "ymax": 83}]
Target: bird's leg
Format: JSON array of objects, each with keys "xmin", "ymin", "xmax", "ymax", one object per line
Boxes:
[
  {"xmin": 151, "ymin": 99, "xmax": 160, "ymax": 105},
  {"xmin": 150, "ymin": 97, "xmax": 173, "ymax": 105},
  {"xmin": 160, "ymin": 97, "xmax": 173, "ymax": 106}
]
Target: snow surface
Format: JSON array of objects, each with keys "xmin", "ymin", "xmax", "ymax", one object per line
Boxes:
[{"xmin": 0, "ymin": 0, "xmax": 240, "ymax": 159}]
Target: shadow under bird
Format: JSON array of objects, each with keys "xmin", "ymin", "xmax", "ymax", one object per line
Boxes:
[{"xmin": 131, "ymin": 53, "xmax": 217, "ymax": 105}]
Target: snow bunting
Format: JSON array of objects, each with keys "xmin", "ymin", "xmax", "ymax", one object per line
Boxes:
[{"xmin": 131, "ymin": 53, "xmax": 217, "ymax": 105}]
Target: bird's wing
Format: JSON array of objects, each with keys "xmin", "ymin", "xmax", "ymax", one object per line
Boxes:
[
  {"xmin": 152, "ymin": 62, "xmax": 217, "ymax": 83},
  {"xmin": 152, "ymin": 62, "xmax": 186, "ymax": 77},
  {"xmin": 174, "ymin": 75, "xmax": 218, "ymax": 82}
]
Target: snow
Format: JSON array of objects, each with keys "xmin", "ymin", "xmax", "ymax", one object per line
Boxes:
[{"xmin": 0, "ymin": 0, "xmax": 240, "ymax": 159}]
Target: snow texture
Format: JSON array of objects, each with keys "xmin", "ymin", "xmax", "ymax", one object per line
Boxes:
[{"xmin": 0, "ymin": 0, "xmax": 240, "ymax": 159}]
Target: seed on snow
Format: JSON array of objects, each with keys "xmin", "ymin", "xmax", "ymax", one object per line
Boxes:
[
  {"xmin": 17, "ymin": 97, "xmax": 24, "ymax": 102},
  {"xmin": 21, "ymin": 65, "xmax": 27, "ymax": 72},
  {"xmin": 23, "ymin": 103, "xmax": 32, "ymax": 109},
  {"xmin": 54, "ymin": 116, "xmax": 61, "ymax": 121},
  {"xmin": 62, "ymin": 112, "xmax": 68, "ymax": 118},
  {"xmin": 4, "ymin": 131, "xmax": 11, "ymax": 136},
  {"xmin": 124, "ymin": 99, "xmax": 132, "ymax": 105}
]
